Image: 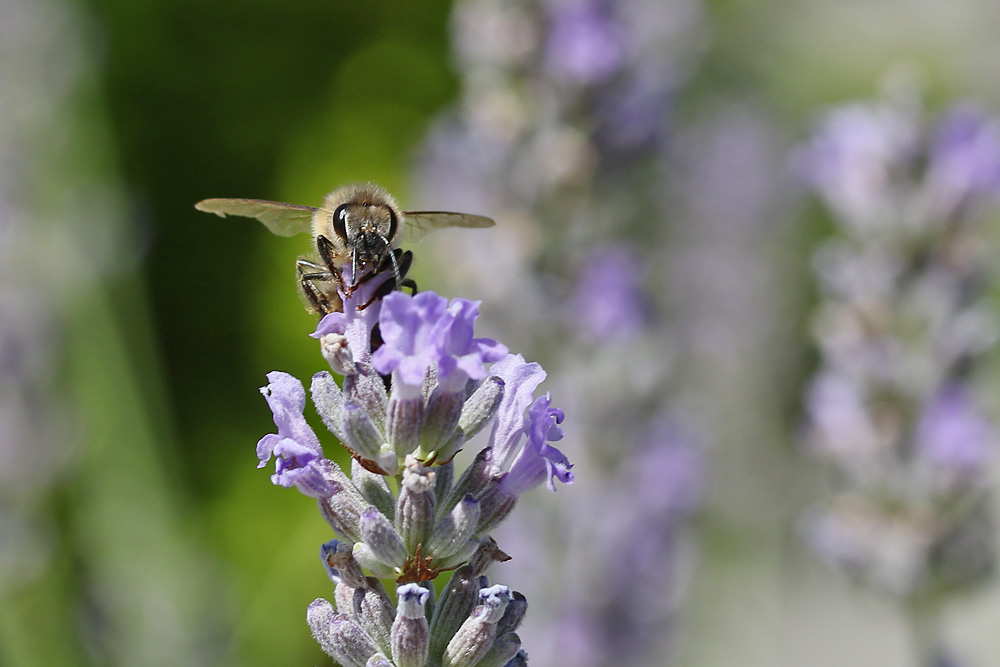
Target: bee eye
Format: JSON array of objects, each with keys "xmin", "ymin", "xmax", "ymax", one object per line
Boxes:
[
  {"xmin": 386, "ymin": 207, "xmax": 398, "ymax": 242},
  {"xmin": 332, "ymin": 205, "xmax": 348, "ymax": 241}
]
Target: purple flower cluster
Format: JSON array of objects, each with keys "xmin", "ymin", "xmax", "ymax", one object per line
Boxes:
[
  {"xmin": 256, "ymin": 283, "xmax": 573, "ymax": 664},
  {"xmin": 796, "ymin": 92, "xmax": 1000, "ymax": 599}
]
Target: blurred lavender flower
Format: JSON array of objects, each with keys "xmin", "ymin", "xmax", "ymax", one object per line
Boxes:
[
  {"xmin": 796, "ymin": 88, "xmax": 1000, "ymax": 665},
  {"xmin": 258, "ymin": 280, "xmax": 573, "ymax": 664},
  {"xmin": 408, "ymin": 0, "xmax": 714, "ymax": 664}
]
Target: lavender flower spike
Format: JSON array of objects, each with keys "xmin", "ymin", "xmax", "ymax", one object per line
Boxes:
[{"xmin": 257, "ymin": 371, "xmax": 335, "ymax": 498}]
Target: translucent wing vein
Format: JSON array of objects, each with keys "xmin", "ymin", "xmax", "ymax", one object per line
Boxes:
[{"xmin": 195, "ymin": 198, "xmax": 316, "ymax": 237}]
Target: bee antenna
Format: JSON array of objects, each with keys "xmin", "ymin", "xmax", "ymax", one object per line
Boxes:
[
  {"xmin": 380, "ymin": 235, "xmax": 402, "ymax": 287},
  {"xmin": 351, "ymin": 245, "xmax": 360, "ymax": 293}
]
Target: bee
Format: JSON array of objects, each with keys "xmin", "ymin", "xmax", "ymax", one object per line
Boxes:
[{"xmin": 196, "ymin": 182, "xmax": 494, "ymax": 314}]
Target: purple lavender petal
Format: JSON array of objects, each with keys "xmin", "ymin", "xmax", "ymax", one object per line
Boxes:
[
  {"xmin": 486, "ymin": 354, "xmax": 547, "ymax": 472},
  {"xmin": 310, "ymin": 312, "xmax": 347, "ymax": 339},
  {"xmin": 915, "ymin": 384, "xmax": 995, "ymax": 476},
  {"xmin": 258, "ymin": 372, "xmax": 334, "ymax": 497},
  {"xmin": 545, "ymin": 0, "xmax": 625, "ymax": 85},
  {"xmin": 569, "ymin": 245, "xmax": 646, "ymax": 341},
  {"xmin": 500, "ymin": 394, "xmax": 574, "ymax": 495},
  {"xmin": 372, "ymin": 291, "xmax": 449, "ymax": 385},
  {"xmin": 928, "ymin": 104, "xmax": 1000, "ymax": 207}
]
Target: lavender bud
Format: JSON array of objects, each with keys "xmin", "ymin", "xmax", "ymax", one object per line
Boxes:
[
  {"xmin": 360, "ymin": 506, "xmax": 408, "ymax": 568},
  {"xmin": 328, "ymin": 611, "xmax": 379, "ymax": 667},
  {"xmin": 351, "ymin": 459, "xmax": 395, "ymax": 520},
  {"xmin": 335, "ymin": 581, "xmax": 356, "ymax": 617},
  {"xmin": 341, "ymin": 402, "xmax": 386, "ymax": 462},
  {"xmin": 435, "ymin": 460, "xmax": 455, "ymax": 499},
  {"xmin": 366, "ymin": 654, "xmax": 393, "ymax": 667},
  {"xmin": 396, "ymin": 457, "xmax": 437, "ymax": 553},
  {"xmin": 494, "ymin": 592, "xmax": 527, "ymax": 637},
  {"xmin": 440, "ymin": 448, "xmax": 493, "ymax": 519},
  {"xmin": 307, "ymin": 599, "xmax": 339, "ymax": 659},
  {"xmin": 428, "ymin": 566, "xmax": 481, "ymax": 662},
  {"xmin": 311, "ymin": 371, "xmax": 347, "ymax": 441},
  {"xmin": 433, "ymin": 538, "xmax": 481, "ymax": 571},
  {"xmin": 474, "ymin": 483, "xmax": 517, "ymax": 535},
  {"xmin": 442, "ymin": 586, "xmax": 511, "ymax": 667},
  {"xmin": 344, "ymin": 368, "xmax": 389, "ymax": 433},
  {"xmin": 391, "ymin": 583, "xmax": 431, "ymax": 667},
  {"xmin": 388, "ymin": 382, "xmax": 426, "ymax": 459},
  {"xmin": 476, "ymin": 632, "xmax": 522, "ymax": 667},
  {"xmin": 458, "ymin": 376, "xmax": 505, "ymax": 440},
  {"xmin": 353, "ymin": 577, "xmax": 395, "ymax": 656},
  {"xmin": 352, "ymin": 542, "xmax": 398, "ymax": 580},
  {"xmin": 317, "ymin": 481, "xmax": 365, "ymax": 543},
  {"xmin": 419, "ymin": 386, "xmax": 466, "ymax": 458},
  {"xmin": 427, "ymin": 495, "xmax": 481, "ymax": 561},
  {"xmin": 320, "ymin": 332, "xmax": 356, "ymax": 375}
]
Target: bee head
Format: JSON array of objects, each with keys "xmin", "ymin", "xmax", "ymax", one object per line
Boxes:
[{"xmin": 332, "ymin": 201, "xmax": 399, "ymax": 264}]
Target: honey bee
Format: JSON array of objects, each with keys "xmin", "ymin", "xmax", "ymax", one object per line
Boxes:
[{"xmin": 196, "ymin": 182, "xmax": 494, "ymax": 314}]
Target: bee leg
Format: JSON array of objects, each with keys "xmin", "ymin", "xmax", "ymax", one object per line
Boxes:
[
  {"xmin": 296, "ymin": 258, "xmax": 338, "ymax": 315},
  {"xmin": 316, "ymin": 235, "xmax": 349, "ymax": 294},
  {"xmin": 399, "ymin": 278, "xmax": 418, "ymax": 295}
]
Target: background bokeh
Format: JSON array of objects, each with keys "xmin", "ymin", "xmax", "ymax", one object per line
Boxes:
[{"xmin": 4, "ymin": 0, "xmax": 1000, "ymax": 665}]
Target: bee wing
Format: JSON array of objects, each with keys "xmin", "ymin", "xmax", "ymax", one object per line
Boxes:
[
  {"xmin": 195, "ymin": 198, "xmax": 317, "ymax": 237},
  {"xmin": 400, "ymin": 211, "xmax": 495, "ymax": 244}
]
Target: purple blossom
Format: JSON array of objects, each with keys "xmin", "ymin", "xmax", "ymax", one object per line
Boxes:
[
  {"xmin": 545, "ymin": 0, "xmax": 626, "ymax": 85},
  {"xmin": 501, "ymin": 393, "xmax": 574, "ymax": 495},
  {"xmin": 372, "ymin": 291, "xmax": 507, "ymax": 392},
  {"xmin": 257, "ymin": 371, "xmax": 334, "ymax": 497},
  {"xmin": 928, "ymin": 105, "xmax": 1000, "ymax": 212},
  {"xmin": 486, "ymin": 354, "xmax": 573, "ymax": 495},
  {"xmin": 486, "ymin": 354, "xmax": 547, "ymax": 472},
  {"xmin": 791, "ymin": 102, "xmax": 916, "ymax": 227},
  {"xmin": 569, "ymin": 245, "xmax": 646, "ymax": 341},
  {"xmin": 915, "ymin": 384, "xmax": 995, "ymax": 477}
]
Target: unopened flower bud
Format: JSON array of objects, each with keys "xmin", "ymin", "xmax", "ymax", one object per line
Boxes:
[
  {"xmin": 396, "ymin": 457, "xmax": 436, "ymax": 553},
  {"xmin": 388, "ymin": 381, "xmax": 426, "ymax": 459},
  {"xmin": 360, "ymin": 506, "xmax": 408, "ymax": 568},
  {"xmin": 458, "ymin": 376, "xmax": 505, "ymax": 440},
  {"xmin": 353, "ymin": 577, "xmax": 394, "ymax": 656},
  {"xmin": 442, "ymin": 586, "xmax": 512, "ymax": 667},
  {"xmin": 351, "ymin": 459, "xmax": 395, "ymax": 520},
  {"xmin": 419, "ymin": 386, "xmax": 466, "ymax": 458},
  {"xmin": 311, "ymin": 371, "xmax": 347, "ymax": 442},
  {"xmin": 427, "ymin": 495, "xmax": 481, "ymax": 561},
  {"xmin": 495, "ymin": 591, "xmax": 527, "ymax": 637},
  {"xmin": 391, "ymin": 583, "xmax": 431, "ymax": 667},
  {"xmin": 314, "ymin": 608, "xmax": 378, "ymax": 667},
  {"xmin": 342, "ymin": 401, "xmax": 386, "ymax": 462},
  {"xmin": 352, "ymin": 542, "xmax": 398, "ymax": 580},
  {"xmin": 428, "ymin": 566, "xmax": 480, "ymax": 663}
]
